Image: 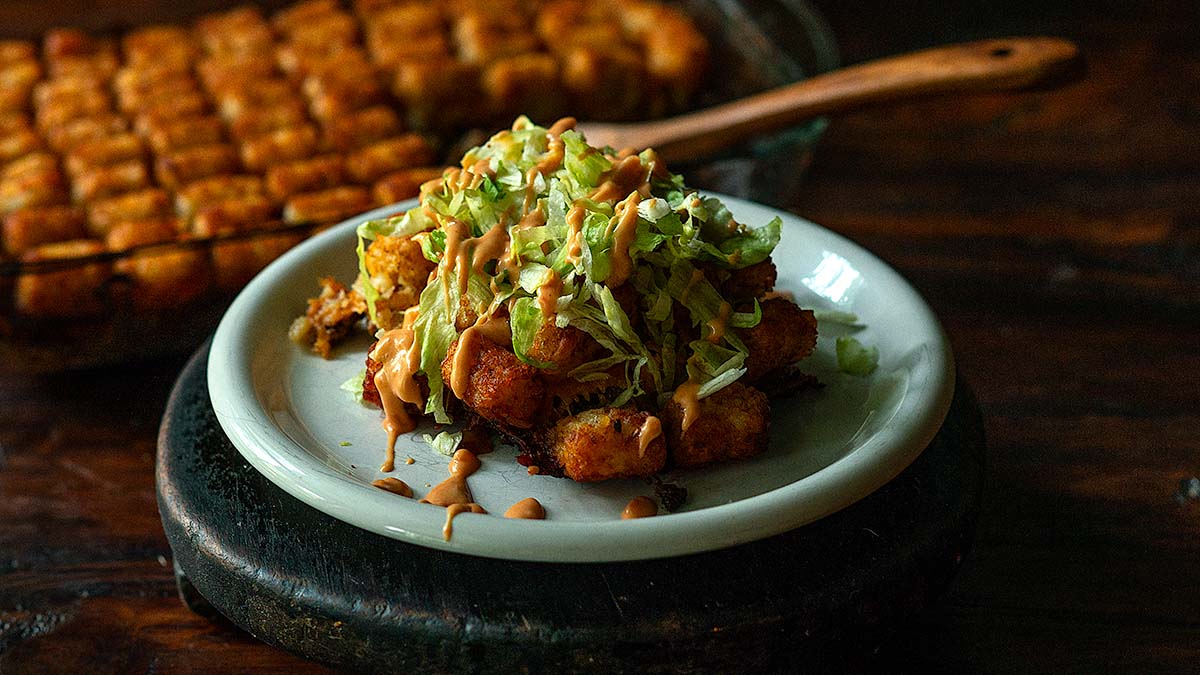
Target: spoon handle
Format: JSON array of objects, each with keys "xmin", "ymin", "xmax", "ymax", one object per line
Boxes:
[{"xmin": 578, "ymin": 37, "xmax": 1082, "ymax": 163}]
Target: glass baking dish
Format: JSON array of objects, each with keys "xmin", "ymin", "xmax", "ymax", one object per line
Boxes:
[{"xmin": 0, "ymin": 0, "xmax": 839, "ymax": 374}]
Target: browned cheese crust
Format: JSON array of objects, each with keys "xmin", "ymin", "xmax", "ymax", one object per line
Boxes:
[
  {"xmin": 441, "ymin": 334, "xmax": 545, "ymax": 430},
  {"xmin": 539, "ymin": 407, "xmax": 667, "ymax": 482},
  {"xmin": 662, "ymin": 381, "xmax": 770, "ymax": 468}
]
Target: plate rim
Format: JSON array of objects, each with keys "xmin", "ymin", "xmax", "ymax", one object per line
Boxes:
[{"xmin": 207, "ymin": 196, "xmax": 955, "ymax": 562}]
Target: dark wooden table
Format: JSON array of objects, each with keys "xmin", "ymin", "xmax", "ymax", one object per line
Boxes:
[{"xmin": 2, "ymin": 1, "xmax": 1198, "ymax": 672}]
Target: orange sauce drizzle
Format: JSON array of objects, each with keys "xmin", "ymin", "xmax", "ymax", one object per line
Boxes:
[
  {"xmin": 607, "ymin": 192, "xmax": 641, "ymax": 287},
  {"xmin": 637, "ymin": 416, "xmax": 662, "ymax": 458},
  {"xmin": 420, "ymin": 449, "xmax": 486, "ymax": 540},
  {"xmin": 672, "ymin": 380, "xmax": 702, "ymax": 433},
  {"xmin": 450, "ymin": 325, "xmax": 479, "ymax": 400},
  {"xmin": 371, "ymin": 327, "xmax": 424, "ymax": 471},
  {"xmin": 537, "ymin": 267, "xmax": 562, "ymax": 318},
  {"xmin": 706, "ymin": 301, "xmax": 732, "ymax": 344},
  {"xmin": 565, "ymin": 204, "xmax": 586, "ymax": 263}
]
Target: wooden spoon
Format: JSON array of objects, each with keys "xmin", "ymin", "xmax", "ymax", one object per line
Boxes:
[{"xmin": 576, "ymin": 37, "xmax": 1082, "ymax": 164}]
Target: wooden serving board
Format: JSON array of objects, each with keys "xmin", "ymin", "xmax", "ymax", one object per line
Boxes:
[{"xmin": 156, "ymin": 341, "xmax": 985, "ymax": 674}]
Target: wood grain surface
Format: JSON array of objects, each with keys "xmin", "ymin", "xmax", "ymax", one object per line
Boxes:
[{"xmin": 2, "ymin": 0, "xmax": 1198, "ymax": 672}]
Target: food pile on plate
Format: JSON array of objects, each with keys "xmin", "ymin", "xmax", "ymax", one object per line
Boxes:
[{"xmin": 294, "ymin": 116, "xmax": 818, "ymax": 482}]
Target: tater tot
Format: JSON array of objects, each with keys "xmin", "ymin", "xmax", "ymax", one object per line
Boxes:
[
  {"xmin": 0, "ymin": 161, "xmax": 65, "ymax": 214},
  {"xmin": 228, "ymin": 102, "xmax": 309, "ymax": 141},
  {"xmin": 34, "ymin": 75, "xmax": 103, "ymax": 110},
  {"xmin": 352, "ymin": 0, "xmax": 396, "ymax": 18},
  {"xmin": 145, "ymin": 116, "xmax": 225, "ymax": 154},
  {"xmin": 239, "ymin": 124, "xmax": 319, "ymax": 172},
  {"xmin": 214, "ymin": 79, "xmax": 299, "ymax": 120},
  {"xmin": 535, "ymin": 1, "xmax": 623, "ymax": 52},
  {"xmin": 453, "ymin": 13, "xmax": 540, "ymax": 65},
  {"xmin": 720, "ymin": 259, "xmax": 777, "ymax": 301},
  {"xmin": 196, "ymin": 8, "xmax": 273, "ymax": 57},
  {"xmin": 15, "ymin": 239, "xmax": 110, "ymax": 317},
  {"xmin": 116, "ymin": 78, "xmax": 199, "ymax": 116},
  {"xmin": 71, "ymin": 160, "xmax": 148, "ymax": 202},
  {"xmin": 192, "ymin": 195, "xmax": 277, "ymax": 236},
  {"xmin": 441, "ymin": 335, "xmax": 546, "ymax": 429},
  {"xmin": 526, "ymin": 322, "xmax": 604, "ymax": 379},
  {"xmin": 210, "ymin": 231, "xmax": 303, "ymax": 292},
  {"xmin": 195, "ymin": 6, "xmax": 266, "ymax": 38},
  {"xmin": 266, "ymin": 155, "xmax": 345, "ymax": 200},
  {"xmin": 122, "ymin": 25, "xmax": 197, "ymax": 70},
  {"xmin": 640, "ymin": 13, "xmax": 708, "ymax": 108},
  {"xmin": 46, "ymin": 114, "xmax": 127, "ymax": 152},
  {"xmin": 113, "ymin": 65, "xmax": 187, "ymax": 98},
  {"xmin": 34, "ymin": 88, "xmax": 112, "ymax": 132},
  {"xmin": 361, "ymin": 233, "xmax": 435, "ymax": 329},
  {"xmin": 43, "ymin": 28, "xmax": 99, "ymax": 58},
  {"xmin": 283, "ymin": 186, "xmax": 372, "ymax": 224},
  {"xmin": 365, "ymin": 5, "xmax": 449, "ymax": 65},
  {"xmin": 482, "ymin": 54, "xmax": 563, "ymax": 124},
  {"xmin": 0, "ymin": 85, "xmax": 31, "ymax": 112},
  {"xmin": 87, "ymin": 188, "xmax": 172, "ymax": 237},
  {"xmin": 272, "ymin": 0, "xmax": 341, "ymax": 34},
  {"xmin": 0, "ymin": 40, "xmax": 35, "ymax": 65},
  {"xmin": 392, "ymin": 58, "xmax": 483, "ymax": 130},
  {"xmin": 539, "ymin": 407, "xmax": 667, "ymax": 481},
  {"xmin": 345, "ymin": 135, "xmax": 436, "ymax": 184},
  {"xmin": 132, "ymin": 92, "xmax": 209, "ymax": 133},
  {"xmin": 0, "ymin": 128, "xmax": 42, "ymax": 163},
  {"xmin": 738, "ymin": 297, "xmax": 818, "ymax": 382},
  {"xmin": 287, "ymin": 13, "xmax": 359, "ymax": 48},
  {"xmin": 274, "ymin": 42, "xmax": 343, "ymax": 81},
  {"xmin": 561, "ymin": 46, "xmax": 644, "ymax": 120},
  {"xmin": 308, "ymin": 85, "xmax": 385, "ymax": 122},
  {"xmin": 105, "ymin": 217, "xmax": 210, "ymax": 309},
  {"xmin": 2, "ymin": 205, "xmax": 86, "ymax": 256},
  {"xmin": 0, "ymin": 59, "xmax": 42, "ymax": 94},
  {"xmin": 197, "ymin": 54, "xmax": 277, "ymax": 92},
  {"xmin": 368, "ymin": 33, "xmax": 451, "ymax": 68},
  {"xmin": 47, "ymin": 52, "xmax": 119, "ymax": 80},
  {"xmin": 2, "ymin": 152, "xmax": 58, "ymax": 182},
  {"xmin": 154, "ymin": 144, "xmax": 239, "ymax": 190},
  {"xmin": 372, "ymin": 167, "xmax": 445, "ymax": 205},
  {"xmin": 64, "ymin": 133, "xmax": 144, "ymax": 177},
  {"xmin": 0, "ymin": 112, "xmax": 29, "ymax": 134},
  {"xmin": 322, "ymin": 105, "xmax": 401, "ymax": 152},
  {"xmin": 174, "ymin": 175, "xmax": 265, "ymax": 222},
  {"xmin": 662, "ymin": 381, "xmax": 770, "ymax": 468}
]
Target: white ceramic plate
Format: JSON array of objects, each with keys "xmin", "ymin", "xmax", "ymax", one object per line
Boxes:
[{"xmin": 208, "ymin": 196, "xmax": 955, "ymax": 562}]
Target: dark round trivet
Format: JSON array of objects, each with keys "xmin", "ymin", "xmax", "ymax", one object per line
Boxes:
[{"xmin": 157, "ymin": 341, "xmax": 985, "ymax": 674}]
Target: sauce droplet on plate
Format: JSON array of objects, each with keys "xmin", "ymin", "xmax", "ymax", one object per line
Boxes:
[
  {"xmin": 503, "ymin": 497, "xmax": 546, "ymax": 520},
  {"xmin": 622, "ymin": 496, "xmax": 657, "ymax": 519}
]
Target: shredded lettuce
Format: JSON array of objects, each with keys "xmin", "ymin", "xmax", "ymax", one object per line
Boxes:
[
  {"xmin": 509, "ymin": 297, "xmax": 555, "ymax": 368},
  {"xmin": 836, "ymin": 336, "xmax": 879, "ymax": 376},
  {"xmin": 813, "ymin": 309, "xmax": 861, "ymax": 326},
  {"xmin": 340, "ymin": 369, "xmax": 366, "ymax": 403},
  {"xmin": 423, "ymin": 430, "xmax": 463, "ymax": 457}
]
